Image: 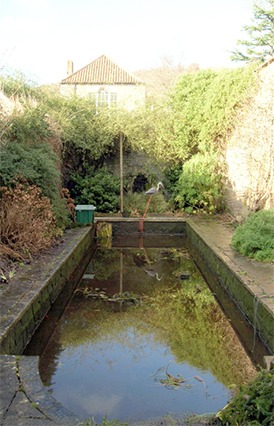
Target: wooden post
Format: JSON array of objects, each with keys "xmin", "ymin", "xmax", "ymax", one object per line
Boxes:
[
  {"xmin": 120, "ymin": 250, "xmax": 123, "ymax": 294},
  {"xmin": 138, "ymin": 217, "xmax": 144, "ymax": 233},
  {"xmin": 138, "ymin": 195, "xmax": 153, "ymax": 233},
  {"xmin": 120, "ymin": 132, "xmax": 124, "ymax": 214}
]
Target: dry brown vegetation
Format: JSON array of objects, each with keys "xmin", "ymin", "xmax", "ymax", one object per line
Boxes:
[{"xmin": 0, "ymin": 182, "xmax": 60, "ymax": 261}]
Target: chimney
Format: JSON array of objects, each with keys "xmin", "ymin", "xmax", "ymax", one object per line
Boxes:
[{"xmin": 67, "ymin": 60, "xmax": 74, "ymax": 75}]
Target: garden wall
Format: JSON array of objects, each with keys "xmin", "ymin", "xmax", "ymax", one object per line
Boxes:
[{"xmin": 225, "ymin": 59, "xmax": 274, "ymax": 219}]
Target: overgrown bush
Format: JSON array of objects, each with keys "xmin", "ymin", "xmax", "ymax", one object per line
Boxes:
[
  {"xmin": 47, "ymin": 95, "xmax": 117, "ymax": 158},
  {"xmin": 174, "ymin": 153, "xmax": 223, "ymax": 213},
  {"xmin": 0, "ymin": 73, "xmax": 38, "ymax": 99},
  {"xmin": 0, "ymin": 142, "xmax": 69, "ymax": 227},
  {"xmin": 2, "ymin": 105, "xmax": 53, "ymax": 145},
  {"xmin": 216, "ymin": 368, "xmax": 274, "ymax": 425},
  {"xmin": 172, "ymin": 69, "xmax": 217, "ymax": 157},
  {"xmin": 71, "ymin": 168, "xmax": 120, "ymax": 213},
  {"xmin": 0, "ymin": 183, "xmax": 60, "ymax": 260},
  {"xmin": 231, "ymin": 209, "xmax": 274, "ymax": 261},
  {"xmin": 172, "ymin": 66, "xmax": 256, "ymax": 155}
]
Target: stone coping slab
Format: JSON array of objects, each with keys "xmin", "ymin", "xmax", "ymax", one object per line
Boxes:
[
  {"xmin": 186, "ymin": 217, "xmax": 274, "ymax": 353},
  {"xmin": 0, "ymin": 355, "xmax": 80, "ymax": 425}
]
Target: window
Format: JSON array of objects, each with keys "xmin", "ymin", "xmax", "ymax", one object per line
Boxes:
[
  {"xmin": 90, "ymin": 89, "xmax": 117, "ymax": 109},
  {"xmin": 110, "ymin": 92, "xmax": 117, "ymax": 107},
  {"xmin": 97, "ymin": 90, "xmax": 108, "ymax": 108}
]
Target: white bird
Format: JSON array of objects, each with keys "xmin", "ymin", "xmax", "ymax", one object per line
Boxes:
[
  {"xmin": 139, "ymin": 182, "xmax": 165, "ymax": 232},
  {"xmin": 145, "ymin": 182, "xmax": 164, "ymax": 195}
]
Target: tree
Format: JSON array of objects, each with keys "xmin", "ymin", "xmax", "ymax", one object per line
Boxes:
[{"xmin": 231, "ymin": 0, "xmax": 274, "ymax": 63}]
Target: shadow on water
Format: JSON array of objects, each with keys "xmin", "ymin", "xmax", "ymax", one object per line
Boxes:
[{"xmin": 24, "ymin": 236, "xmax": 267, "ymax": 424}]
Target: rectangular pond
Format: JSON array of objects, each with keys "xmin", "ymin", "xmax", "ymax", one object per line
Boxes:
[{"xmin": 24, "ymin": 235, "xmax": 265, "ymax": 424}]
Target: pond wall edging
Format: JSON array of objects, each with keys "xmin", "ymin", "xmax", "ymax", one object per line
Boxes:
[
  {"xmin": 0, "ymin": 226, "xmax": 96, "ymax": 355},
  {"xmin": 95, "ymin": 217, "xmax": 187, "ymax": 236},
  {"xmin": 186, "ymin": 220, "xmax": 274, "ymax": 353}
]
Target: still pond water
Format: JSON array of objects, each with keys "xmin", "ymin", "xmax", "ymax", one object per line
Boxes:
[{"xmin": 25, "ymin": 237, "xmax": 256, "ymax": 424}]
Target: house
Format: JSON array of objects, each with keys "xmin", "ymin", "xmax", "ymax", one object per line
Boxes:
[{"xmin": 59, "ymin": 55, "xmax": 146, "ymax": 110}]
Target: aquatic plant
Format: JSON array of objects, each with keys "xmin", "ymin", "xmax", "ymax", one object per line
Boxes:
[
  {"xmin": 216, "ymin": 368, "xmax": 274, "ymax": 425},
  {"xmin": 96, "ymin": 222, "xmax": 113, "ymax": 248},
  {"xmin": 75, "ymin": 287, "xmax": 141, "ymax": 305}
]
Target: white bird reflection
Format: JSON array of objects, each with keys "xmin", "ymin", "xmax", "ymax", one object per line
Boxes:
[{"xmin": 144, "ymin": 268, "xmax": 162, "ymax": 281}]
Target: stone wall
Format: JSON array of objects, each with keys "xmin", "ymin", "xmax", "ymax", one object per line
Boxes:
[
  {"xmin": 104, "ymin": 149, "xmax": 165, "ymax": 191},
  {"xmin": 224, "ymin": 59, "xmax": 274, "ymax": 219}
]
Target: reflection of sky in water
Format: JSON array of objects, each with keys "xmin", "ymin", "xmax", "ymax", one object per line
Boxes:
[
  {"xmin": 50, "ymin": 329, "xmax": 231, "ymax": 422},
  {"xmin": 34, "ymin": 245, "xmax": 255, "ymax": 423}
]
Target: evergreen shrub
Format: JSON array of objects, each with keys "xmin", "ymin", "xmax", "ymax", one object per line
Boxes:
[
  {"xmin": 3, "ymin": 106, "xmax": 52, "ymax": 144},
  {"xmin": 174, "ymin": 153, "xmax": 223, "ymax": 213},
  {"xmin": 231, "ymin": 209, "xmax": 274, "ymax": 261},
  {"xmin": 71, "ymin": 168, "xmax": 120, "ymax": 213}
]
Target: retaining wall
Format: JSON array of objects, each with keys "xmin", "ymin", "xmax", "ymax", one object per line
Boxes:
[
  {"xmin": 186, "ymin": 220, "xmax": 273, "ymax": 354},
  {"xmin": 0, "ymin": 227, "xmax": 95, "ymax": 355}
]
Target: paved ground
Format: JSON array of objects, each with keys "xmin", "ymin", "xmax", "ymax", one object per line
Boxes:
[
  {"xmin": 0, "ymin": 217, "xmax": 273, "ymax": 426},
  {"xmin": 188, "ymin": 216, "xmax": 274, "ymax": 316}
]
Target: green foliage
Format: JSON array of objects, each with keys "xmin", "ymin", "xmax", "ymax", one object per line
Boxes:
[
  {"xmin": 46, "ymin": 95, "xmax": 117, "ymax": 158},
  {"xmin": 172, "ymin": 67, "xmax": 256, "ymax": 155},
  {"xmin": 0, "ymin": 73, "xmax": 38, "ymax": 98},
  {"xmin": 231, "ymin": 0, "xmax": 274, "ymax": 63},
  {"xmin": 172, "ymin": 69, "xmax": 217, "ymax": 156},
  {"xmin": 0, "ymin": 142, "xmax": 69, "ymax": 227},
  {"xmin": 216, "ymin": 368, "xmax": 274, "ymax": 425},
  {"xmin": 71, "ymin": 168, "xmax": 120, "ymax": 213},
  {"xmin": 174, "ymin": 153, "xmax": 223, "ymax": 213},
  {"xmin": 115, "ymin": 66, "xmax": 255, "ymax": 172},
  {"xmin": 2, "ymin": 105, "xmax": 53, "ymax": 145},
  {"xmin": 0, "ymin": 67, "xmax": 260, "ymax": 224},
  {"xmin": 167, "ymin": 67, "xmax": 256, "ymax": 213},
  {"xmin": 124, "ymin": 102, "xmax": 179, "ymax": 163},
  {"xmin": 39, "ymin": 93, "xmax": 128, "ymax": 182},
  {"xmin": 199, "ymin": 66, "xmax": 256, "ymax": 150},
  {"xmin": 164, "ymin": 163, "xmax": 182, "ymax": 193},
  {"xmin": 123, "ymin": 192, "xmax": 169, "ymax": 216},
  {"xmin": 231, "ymin": 209, "xmax": 274, "ymax": 261},
  {"xmin": 0, "ymin": 142, "xmax": 58, "ymax": 199}
]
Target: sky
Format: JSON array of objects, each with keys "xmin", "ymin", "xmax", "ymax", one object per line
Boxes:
[{"xmin": 0, "ymin": 0, "xmax": 255, "ymax": 85}]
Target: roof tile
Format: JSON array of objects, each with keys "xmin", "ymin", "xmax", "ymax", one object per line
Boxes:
[{"xmin": 61, "ymin": 55, "xmax": 142, "ymax": 85}]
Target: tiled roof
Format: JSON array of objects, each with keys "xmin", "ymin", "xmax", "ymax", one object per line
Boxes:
[{"xmin": 61, "ymin": 55, "xmax": 143, "ymax": 85}]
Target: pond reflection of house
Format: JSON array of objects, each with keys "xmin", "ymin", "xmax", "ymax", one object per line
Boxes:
[{"xmin": 59, "ymin": 54, "xmax": 146, "ymax": 111}]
